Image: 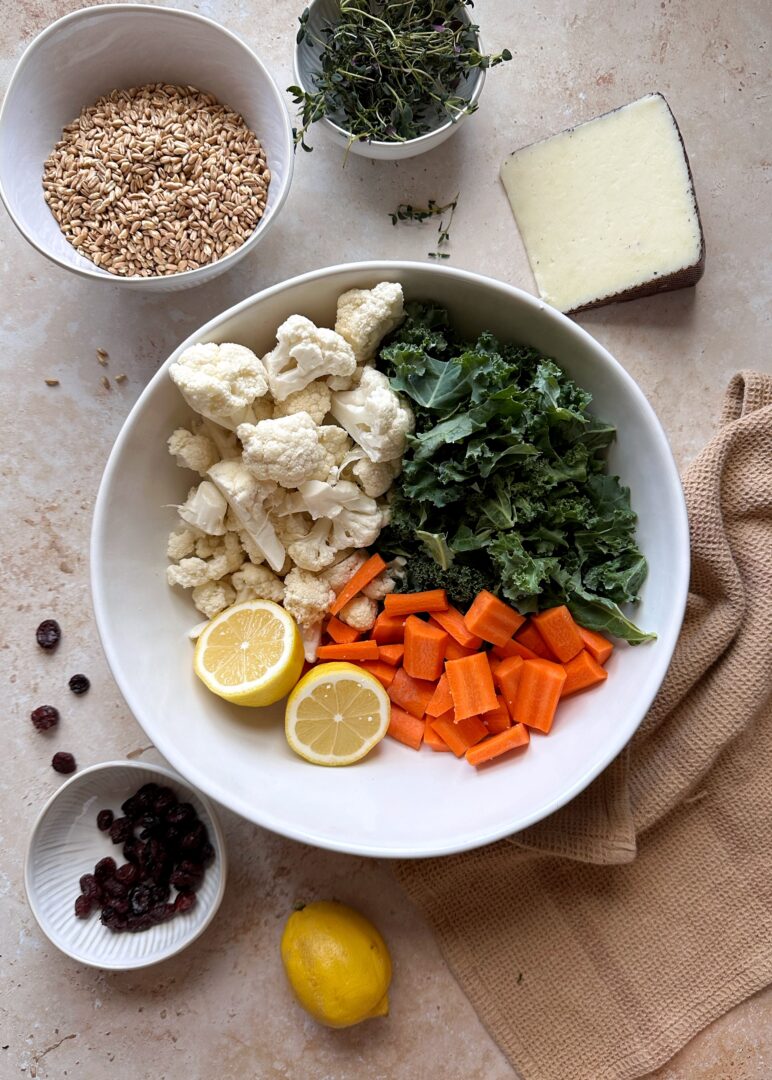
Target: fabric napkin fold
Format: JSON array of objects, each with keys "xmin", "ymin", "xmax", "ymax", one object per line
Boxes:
[{"xmin": 396, "ymin": 371, "xmax": 772, "ymax": 1080}]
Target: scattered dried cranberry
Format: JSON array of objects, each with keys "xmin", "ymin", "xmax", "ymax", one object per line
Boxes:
[
  {"xmin": 122, "ymin": 837, "xmax": 144, "ymax": 864},
  {"xmin": 79, "ymin": 873, "xmax": 101, "ymax": 901},
  {"xmin": 120, "ymin": 794, "xmax": 143, "ymax": 821},
  {"xmin": 129, "ymin": 884, "xmax": 153, "ymax": 916},
  {"xmin": 94, "ymin": 856, "xmax": 117, "ymax": 882},
  {"xmin": 170, "ymin": 861, "xmax": 203, "ymax": 892},
  {"xmin": 36, "ymin": 619, "xmax": 61, "ymax": 651},
  {"xmin": 153, "ymin": 787, "xmax": 177, "ymax": 816},
  {"xmin": 181, "ymin": 822, "xmax": 207, "ymax": 853},
  {"xmin": 199, "ymin": 842, "xmax": 216, "ymax": 866},
  {"xmin": 96, "ymin": 809, "xmax": 114, "ymax": 832},
  {"xmin": 109, "ymin": 817, "xmax": 132, "ymax": 844},
  {"xmin": 115, "ymin": 862, "xmax": 139, "ymax": 887},
  {"xmin": 31, "ymin": 705, "xmax": 59, "ymax": 732},
  {"xmin": 175, "ymin": 891, "xmax": 197, "ymax": 914},
  {"xmin": 102, "ymin": 877, "xmax": 128, "ymax": 899},
  {"xmin": 68, "ymin": 673, "xmax": 90, "ymax": 695},
  {"xmin": 52, "ymin": 751, "xmax": 76, "ymax": 774},
  {"xmin": 74, "ymin": 895, "xmax": 93, "ymax": 918},
  {"xmin": 166, "ymin": 802, "xmax": 195, "ymax": 828}
]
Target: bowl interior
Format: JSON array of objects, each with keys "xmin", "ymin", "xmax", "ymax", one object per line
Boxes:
[
  {"xmin": 0, "ymin": 5, "xmax": 292, "ymax": 281},
  {"xmin": 92, "ymin": 262, "xmax": 689, "ymax": 857},
  {"xmin": 25, "ymin": 761, "xmax": 226, "ymax": 969}
]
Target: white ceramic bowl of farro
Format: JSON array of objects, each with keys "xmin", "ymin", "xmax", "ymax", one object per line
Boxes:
[{"xmin": 0, "ymin": 5, "xmax": 294, "ymax": 290}]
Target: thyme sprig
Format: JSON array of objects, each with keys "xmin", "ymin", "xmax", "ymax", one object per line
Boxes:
[
  {"xmin": 289, "ymin": 1, "xmax": 512, "ymax": 151},
  {"xmin": 390, "ymin": 196, "xmax": 458, "ymax": 259}
]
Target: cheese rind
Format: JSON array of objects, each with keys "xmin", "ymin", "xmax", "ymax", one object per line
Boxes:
[{"xmin": 500, "ymin": 94, "xmax": 705, "ymax": 314}]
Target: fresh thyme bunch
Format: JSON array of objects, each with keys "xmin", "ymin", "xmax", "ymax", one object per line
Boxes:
[{"xmin": 289, "ymin": 0, "xmax": 512, "ymax": 149}]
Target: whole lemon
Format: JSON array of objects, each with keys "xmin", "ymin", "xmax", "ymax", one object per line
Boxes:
[{"xmin": 280, "ymin": 900, "xmax": 392, "ymax": 1028}]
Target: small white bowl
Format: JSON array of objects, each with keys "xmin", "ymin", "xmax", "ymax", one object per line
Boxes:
[
  {"xmin": 0, "ymin": 4, "xmax": 294, "ymax": 291},
  {"xmin": 25, "ymin": 760, "xmax": 227, "ymax": 969},
  {"xmin": 293, "ymin": 0, "xmax": 485, "ymax": 160}
]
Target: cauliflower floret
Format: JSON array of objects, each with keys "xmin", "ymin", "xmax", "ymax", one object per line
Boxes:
[
  {"xmin": 363, "ymin": 570, "xmax": 396, "ymax": 601},
  {"xmin": 273, "ymin": 381, "xmax": 332, "ymax": 425},
  {"xmin": 191, "ymin": 579, "xmax": 236, "ymax": 619},
  {"xmin": 339, "ymin": 595, "xmax": 378, "ymax": 632},
  {"xmin": 340, "ymin": 446, "xmax": 402, "ymax": 497},
  {"xmin": 176, "ymin": 481, "xmax": 228, "ymax": 535},
  {"xmin": 263, "ymin": 315, "xmax": 356, "ymax": 402},
  {"xmin": 322, "ymin": 551, "xmax": 367, "ymax": 593},
  {"xmin": 208, "ymin": 460, "xmax": 285, "ymax": 573},
  {"xmin": 274, "ymin": 511, "xmax": 312, "ymax": 546},
  {"xmin": 168, "ymin": 427, "xmax": 220, "ymax": 476},
  {"xmin": 195, "ymin": 533, "xmax": 222, "ymax": 558},
  {"xmin": 167, "ymin": 527, "xmax": 197, "ymax": 561},
  {"xmin": 287, "ymin": 519, "xmax": 338, "ymax": 572},
  {"xmin": 193, "ymin": 416, "xmax": 241, "ymax": 460},
  {"xmin": 299, "ymin": 622, "xmax": 323, "ymax": 664},
  {"xmin": 281, "ymin": 479, "xmax": 376, "ymax": 521},
  {"xmin": 170, "ymin": 342, "xmax": 270, "ymax": 430},
  {"xmin": 330, "ymin": 366, "xmax": 414, "ymax": 463},
  {"xmin": 319, "ymin": 425, "xmax": 353, "ymax": 467},
  {"xmin": 238, "ymin": 413, "xmax": 335, "ymax": 489},
  {"xmin": 167, "ymin": 532, "xmax": 243, "ymax": 588},
  {"xmin": 283, "ymin": 567, "xmax": 335, "ymax": 629},
  {"xmin": 231, "ymin": 562, "xmax": 285, "ymax": 604},
  {"xmin": 335, "ymin": 282, "xmax": 405, "ymax": 363}
]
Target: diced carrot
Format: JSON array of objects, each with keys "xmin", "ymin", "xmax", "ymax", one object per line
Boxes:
[
  {"xmin": 357, "ymin": 660, "xmax": 396, "ymax": 688},
  {"xmin": 325, "ymin": 616, "xmax": 362, "ymax": 644},
  {"xmin": 425, "ymin": 674, "xmax": 453, "ymax": 717},
  {"xmin": 463, "ymin": 590, "xmax": 525, "ymax": 646},
  {"xmin": 317, "ymin": 641, "xmax": 380, "ymax": 661},
  {"xmin": 384, "ymin": 590, "xmax": 448, "ymax": 615},
  {"xmin": 403, "ymin": 616, "xmax": 448, "ymax": 682},
  {"xmin": 515, "ymin": 621, "xmax": 557, "ymax": 660},
  {"xmin": 430, "ymin": 713, "xmax": 488, "ymax": 757},
  {"xmin": 445, "ymin": 651, "xmax": 498, "ymax": 720},
  {"xmin": 429, "ymin": 604, "xmax": 483, "ymax": 649},
  {"xmin": 560, "ymin": 650, "xmax": 608, "ymax": 697},
  {"xmin": 423, "ymin": 721, "xmax": 452, "ymax": 752},
  {"xmin": 514, "ymin": 659, "xmax": 567, "ymax": 733},
  {"xmin": 492, "ymin": 637, "xmax": 539, "ymax": 662},
  {"xmin": 466, "ymin": 723, "xmax": 530, "ymax": 766},
  {"xmin": 378, "ymin": 644, "xmax": 404, "ymax": 666},
  {"xmin": 387, "ymin": 706, "xmax": 425, "ymax": 750},
  {"xmin": 443, "ymin": 637, "xmax": 479, "ymax": 661},
  {"xmin": 372, "ymin": 612, "xmax": 407, "ymax": 645},
  {"xmin": 578, "ymin": 626, "xmax": 614, "ymax": 665},
  {"xmin": 532, "ymin": 605, "xmax": 584, "ymax": 663},
  {"xmin": 330, "ymin": 553, "xmax": 387, "ymax": 615},
  {"xmin": 492, "ymin": 655, "xmax": 524, "ymax": 718},
  {"xmin": 387, "ymin": 667, "xmax": 436, "ymax": 719},
  {"xmin": 483, "ymin": 695, "xmax": 511, "ymax": 735}
]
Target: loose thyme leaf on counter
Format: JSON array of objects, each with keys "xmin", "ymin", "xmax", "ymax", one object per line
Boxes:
[{"xmin": 390, "ymin": 197, "xmax": 458, "ymax": 260}]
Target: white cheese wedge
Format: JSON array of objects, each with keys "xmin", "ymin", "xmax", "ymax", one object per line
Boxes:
[{"xmin": 500, "ymin": 93, "xmax": 705, "ymax": 314}]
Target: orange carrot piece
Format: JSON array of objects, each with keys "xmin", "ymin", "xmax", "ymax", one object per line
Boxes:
[
  {"xmin": 384, "ymin": 589, "xmax": 448, "ymax": 616},
  {"xmin": 378, "ymin": 644, "xmax": 404, "ymax": 666},
  {"xmin": 330, "ymin": 553, "xmax": 387, "ymax": 615},
  {"xmin": 445, "ymin": 651, "xmax": 498, "ymax": 719},
  {"xmin": 466, "ymin": 723, "xmax": 530, "ymax": 766},
  {"xmin": 372, "ymin": 612, "xmax": 407, "ymax": 645},
  {"xmin": 514, "ymin": 659, "xmax": 567, "ymax": 733},
  {"xmin": 423, "ymin": 721, "xmax": 452, "ymax": 752},
  {"xmin": 430, "ymin": 713, "xmax": 488, "ymax": 757},
  {"xmin": 492, "ymin": 655, "xmax": 524, "ymax": 718},
  {"xmin": 425, "ymin": 673, "xmax": 453, "ymax": 718},
  {"xmin": 429, "ymin": 604, "xmax": 483, "ymax": 649},
  {"xmin": 483, "ymin": 695, "xmax": 511, "ymax": 735},
  {"xmin": 492, "ymin": 637, "xmax": 539, "ymax": 662},
  {"xmin": 387, "ymin": 706, "xmax": 425, "ymax": 750},
  {"xmin": 387, "ymin": 667, "xmax": 436, "ymax": 719},
  {"xmin": 515, "ymin": 621, "xmax": 556, "ymax": 660},
  {"xmin": 317, "ymin": 641, "xmax": 379, "ymax": 661},
  {"xmin": 463, "ymin": 590, "xmax": 525, "ymax": 646},
  {"xmin": 443, "ymin": 637, "xmax": 479, "ymax": 661},
  {"xmin": 403, "ymin": 616, "xmax": 448, "ymax": 682},
  {"xmin": 325, "ymin": 615, "xmax": 362, "ymax": 644},
  {"xmin": 578, "ymin": 626, "xmax": 614, "ymax": 665},
  {"xmin": 357, "ymin": 660, "xmax": 397, "ymax": 689},
  {"xmin": 560, "ymin": 650, "xmax": 608, "ymax": 697},
  {"xmin": 532, "ymin": 605, "xmax": 584, "ymax": 663}
]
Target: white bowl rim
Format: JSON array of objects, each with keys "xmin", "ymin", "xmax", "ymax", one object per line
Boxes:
[
  {"xmin": 291, "ymin": 0, "xmax": 486, "ymax": 150},
  {"xmin": 90, "ymin": 259, "xmax": 690, "ymax": 858},
  {"xmin": 0, "ymin": 3, "xmax": 295, "ymax": 286},
  {"xmin": 24, "ymin": 759, "xmax": 228, "ymax": 969}
]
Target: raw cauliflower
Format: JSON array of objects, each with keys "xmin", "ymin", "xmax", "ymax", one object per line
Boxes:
[
  {"xmin": 318, "ymin": 424, "xmax": 353, "ymax": 467},
  {"xmin": 340, "ymin": 447, "xmax": 402, "ymax": 497},
  {"xmin": 272, "ymin": 381, "xmax": 332, "ymax": 425},
  {"xmin": 322, "ymin": 550, "xmax": 367, "ymax": 593},
  {"xmin": 231, "ymin": 562, "xmax": 285, "ymax": 604},
  {"xmin": 191, "ymin": 579, "xmax": 236, "ymax": 619},
  {"xmin": 208, "ymin": 460, "xmax": 285, "ymax": 573},
  {"xmin": 170, "ymin": 342, "xmax": 270, "ymax": 430},
  {"xmin": 238, "ymin": 413, "xmax": 335, "ymax": 489},
  {"xmin": 363, "ymin": 571, "xmax": 396, "ymax": 601},
  {"xmin": 338, "ymin": 595, "xmax": 378, "ymax": 632},
  {"xmin": 330, "ymin": 366, "xmax": 413, "ymax": 463},
  {"xmin": 168, "ymin": 427, "xmax": 219, "ymax": 476},
  {"xmin": 283, "ymin": 567, "xmax": 335, "ymax": 629},
  {"xmin": 167, "ymin": 527, "xmax": 197, "ymax": 561},
  {"xmin": 287, "ymin": 519, "xmax": 338, "ymax": 572},
  {"xmin": 335, "ymin": 282, "xmax": 405, "ymax": 363},
  {"xmin": 166, "ymin": 531, "xmax": 243, "ymax": 589},
  {"xmin": 263, "ymin": 315, "xmax": 356, "ymax": 402},
  {"xmin": 177, "ymin": 481, "xmax": 228, "ymax": 536}
]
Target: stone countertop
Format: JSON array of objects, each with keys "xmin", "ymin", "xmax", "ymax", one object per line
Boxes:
[{"xmin": 1, "ymin": 1, "xmax": 770, "ymax": 1077}]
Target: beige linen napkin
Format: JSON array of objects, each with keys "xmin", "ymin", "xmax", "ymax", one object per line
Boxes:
[{"xmin": 396, "ymin": 371, "xmax": 772, "ymax": 1080}]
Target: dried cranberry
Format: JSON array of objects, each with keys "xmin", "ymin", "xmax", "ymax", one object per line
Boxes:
[
  {"xmin": 126, "ymin": 914, "xmax": 154, "ymax": 932},
  {"xmin": 165, "ymin": 802, "xmax": 195, "ymax": 828},
  {"xmin": 96, "ymin": 809, "xmax": 114, "ymax": 831},
  {"xmin": 111, "ymin": 898, "xmax": 130, "ymax": 917},
  {"xmin": 115, "ymin": 862, "xmax": 139, "ymax": 887},
  {"xmin": 52, "ymin": 751, "xmax": 76, "ymax": 774},
  {"xmin": 149, "ymin": 903, "xmax": 175, "ymax": 924},
  {"xmin": 170, "ymin": 861, "xmax": 203, "ymax": 892},
  {"xmin": 109, "ymin": 817, "xmax": 133, "ymax": 844},
  {"xmin": 100, "ymin": 904, "xmax": 127, "ymax": 931},
  {"xmin": 199, "ymin": 842, "xmax": 216, "ymax": 867},
  {"xmin": 68, "ymin": 674, "xmax": 90, "ymax": 695},
  {"xmin": 36, "ymin": 619, "xmax": 61, "ymax": 651},
  {"xmin": 121, "ymin": 794, "xmax": 143, "ymax": 821},
  {"xmin": 138, "ymin": 814, "xmax": 162, "ymax": 839},
  {"xmin": 153, "ymin": 788, "xmax": 177, "ymax": 815},
  {"xmin": 79, "ymin": 873, "xmax": 101, "ymax": 900},
  {"xmin": 94, "ymin": 856, "xmax": 117, "ymax": 882},
  {"xmin": 129, "ymin": 884, "xmax": 153, "ymax": 916},
  {"xmin": 175, "ymin": 891, "xmax": 197, "ymax": 914},
  {"xmin": 30, "ymin": 705, "xmax": 59, "ymax": 732},
  {"xmin": 122, "ymin": 838, "xmax": 144, "ymax": 864},
  {"xmin": 102, "ymin": 877, "xmax": 128, "ymax": 899},
  {"xmin": 74, "ymin": 894, "xmax": 93, "ymax": 918},
  {"xmin": 181, "ymin": 822, "xmax": 207, "ymax": 853}
]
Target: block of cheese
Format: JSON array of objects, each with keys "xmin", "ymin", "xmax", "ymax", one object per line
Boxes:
[{"xmin": 500, "ymin": 94, "xmax": 705, "ymax": 314}]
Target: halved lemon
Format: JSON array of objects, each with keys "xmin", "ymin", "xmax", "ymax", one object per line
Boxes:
[
  {"xmin": 285, "ymin": 663, "xmax": 390, "ymax": 766},
  {"xmin": 193, "ymin": 600, "xmax": 303, "ymax": 706}
]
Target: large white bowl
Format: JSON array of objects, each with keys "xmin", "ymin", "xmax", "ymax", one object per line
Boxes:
[
  {"xmin": 0, "ymin": 4, "xmax": 293, "ymax": 291},
  {"xmin": 91, "ymin": 262, "xmax": 689, "ymax": 857}
]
